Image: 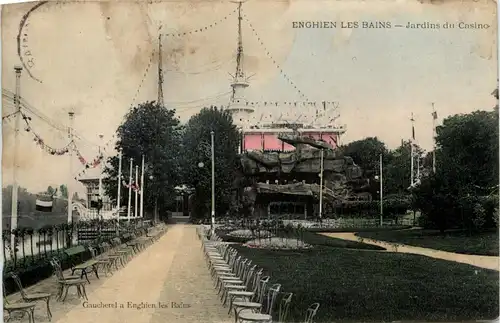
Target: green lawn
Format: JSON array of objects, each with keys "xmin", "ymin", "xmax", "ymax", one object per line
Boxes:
[
  {"xmin": 356, "ymin": 229, "xmax": 499, "ymax": 256},
  {"xmin": 300, "ymin": 231, "xmax": 385, "ymax": 250},
  {"xmin": 233, "ymin": 245, "xmax": 499, "ymax": 322},
  {"xmin": 215, "ymin": 227, "xmax": 386, "ymax": 251}
]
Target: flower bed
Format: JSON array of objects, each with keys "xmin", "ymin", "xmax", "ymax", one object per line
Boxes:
[
  {"xmin": 244, "ymin": 237, "xmax": 312, "ymax": 250},
  {"xmin": 227, "ymin": 229, "xmax": 274, "ymax": 239}
]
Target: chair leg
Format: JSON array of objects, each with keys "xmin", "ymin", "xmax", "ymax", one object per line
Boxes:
[
  {"xmin": 56, "ymin": 284, "xmax": 63, "ymax": 301},
  {"xmin": 61, "ymin": 286, "xmax": 70, "ymax": 302},
  {"xmin": 83, "ymin": 271, "xmax": 90, "ymax": 284},
  {"xmin": 80, "ymin": 284, "xmax": 88, "ymax": 300},
  {"xmin": 46, "ymin": 296, "xmax": 52, "ymax": 320},
  {"xmin": 30, "ymin": 307, "xmax": 36, "ymax": 323}
]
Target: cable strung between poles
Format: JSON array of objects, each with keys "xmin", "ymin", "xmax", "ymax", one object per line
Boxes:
[{"xmin": 242, "ymin": 13, "xmax": 309, "ymax": 101}]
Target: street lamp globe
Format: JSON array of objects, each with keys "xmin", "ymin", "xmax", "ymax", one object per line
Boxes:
[
  {"xmin": 198, "ymin": 162, "xmax": 204, "ymax": 168},
  {"xmin": 374, "ymin": 175, "xmax": 379, "ymax": 180},
  {"xmin": 149, "ymin": 175, "xmax": 154, "ymax": 180}
]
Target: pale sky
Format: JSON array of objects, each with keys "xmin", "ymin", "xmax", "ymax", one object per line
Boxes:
[{"xmin": 1, "ymin": 0, "xmax": 497, "ymax": 196}]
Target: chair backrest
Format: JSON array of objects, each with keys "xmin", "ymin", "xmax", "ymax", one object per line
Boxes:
[
  {"xmin": 88, "ymin": 246, "xmax": 97, "ymax": 258},
  {"xmin": 10, "ymin": 273, "xmax": 27, "ymax": 299},
  {"xmin": 243, "ymin": 265, "xmax": 257, "ymax": 287},
  {"xmin": 254, "ymin": 275, "xmax": 270, "ymax": 303},
  {"xmin": 49, "ymin": 258, "xmax": 66, "ymax": 281},
  {"xmin": 3, "ymin": 286, "xmax": 10, "ymax": 305},
  {"xmin": 279, "ymin": 292, "xmax": 293, "ymax": 322},
  {"xmin": 304, "ymin": 303, "xmax": 320, "ymax": 323},
  {"xmin": 264, "ymin": 283, "xmax": 281, "ymax": 315},
  {"xmin": 238, "ymin": 259, "xmax": 248, "ymax": 277}
]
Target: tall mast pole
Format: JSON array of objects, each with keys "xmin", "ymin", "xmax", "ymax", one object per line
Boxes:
[
  {"xmin": 67, "ymin": 111, "xmax": 75, "ymax": 224},
  {"xmin": 379, "ymin": 153, "xmax": 383, "ymax": 226},
  {"xmin": 211, "ymin": 130, "xmax": 215, "ymax": 236},
  {"xmin": 432, "ymin": 102, "xmax": 437, "ymax": 174},
  {"xmin": 157, "ymin": 29, "xmax": 164, "ymax": 106},
  {"xmin": 127, "ymin": 158, "xmax": 133, "ymax": 223},
  {"xmin": 10, "ymin": 66, "xmax": 23, "ymax": 250},
  {"xmin": 134, "ymin": 165, "xmax": 139, "ymax": 218},
  {"xmin": 410, "ymin": 113, "xmax": 415, "ymax": 187},
  {"xmin": 117, "ymin": 148, "xmax": 123, "ymax": 228},
  {"xmin": 98, "ymin": 134, "xmax": 104, "ymax": 218},
  {"xmin": 140, "ymin": 155, "xmax": 145, "ymax": 218},
  {"xmin": 319, "ymin": 149, "xmax": 324, "ymax": 220}
]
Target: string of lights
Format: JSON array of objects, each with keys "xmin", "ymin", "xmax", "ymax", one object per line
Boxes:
[
  {"xmin": 20, "ymin": 112, "xmax": 73, "ymax": 156},
  {"xmin": 242, "ymin": 13, "xmax": 309, "ymax": 101},
  {"xmin": 160, "ymin": 8, "xmax": 237, "ymax": 38}
]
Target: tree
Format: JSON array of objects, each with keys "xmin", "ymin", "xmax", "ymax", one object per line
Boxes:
[
  {"xmin": 102, "ymin": 101, "xmax": 183, "ymax": 220},
  {"xmin": 413, "ymin": 108, "xmax": 499, "ymax": 232},
  {"xmin": 435, "ymin": 110, "xmax": 498, "ymax": 195},
  {"xmin": 384, "ymin": 140, "xmax": 425, "ymax": 195},
  {"xmin": 180, "ymin": 106, "xmax": 239, "ymax": 219},
  {"xmin": 340, "ymin": 137, "xmax": 387, "ymax": 173},
  {"xmin": 59, "ymin": 185, "xmax": 68, "ymax": 198},
  {"xmin": 45, "ymin": 186, "xmax": 56, "ymax": 196}
]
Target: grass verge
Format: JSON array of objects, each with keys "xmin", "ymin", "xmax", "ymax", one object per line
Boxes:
[
  {"xmin": 233, "ymin": 245, "xmax": 499, "ymax": 322},
  {"xmin": 215, "ymin": 227, "xmax": 386, "ymax": 250},
  {"xmin": 356, "ymin": 229, "xmax": 499, "ymax": 256}
]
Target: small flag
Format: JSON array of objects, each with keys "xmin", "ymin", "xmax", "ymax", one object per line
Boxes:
[
  {"xmin": 36, "ymin": 195, "xmax": 53, "ymax": 212},
  {"xmin": 432, "ymin": 111, "xmax": 438, "ymax": 120}
]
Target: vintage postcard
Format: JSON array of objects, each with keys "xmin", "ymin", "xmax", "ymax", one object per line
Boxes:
[{"xmin": 1, "ymin": 0, "xmax": 498, "ymax": 322}]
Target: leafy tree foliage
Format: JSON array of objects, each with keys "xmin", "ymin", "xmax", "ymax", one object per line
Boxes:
[
  {"xmin": 102, "ymin": 101, "xmax": 182, "ymax": 217},
  {"xmin": 434, "ymin": 110, "xmax": 498, "ymax": 194},
  {"xmin": 339, "ymin": 137, "xmax": 387, "ymax": 173},
  {"xmin": 384, "ymin": 140, "xmax": 425, "ymax": 195},
  {"xmin": 59, "ymin": 185, "xmax": 68, "ymax": 198},
  {"xmin": 180, "ymin": 106, "xmax": 239, "ymax": 219},
  {"xmin": 413, "ymin": 108, "xmax": 499, "ymax": 232}
]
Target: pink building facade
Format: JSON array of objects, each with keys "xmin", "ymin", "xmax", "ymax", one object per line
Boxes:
[{"xmin": 242, "ymin": 129, "xmax": 341, "ymax": 152}]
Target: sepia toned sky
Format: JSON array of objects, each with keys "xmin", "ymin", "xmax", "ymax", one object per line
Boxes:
[{"xmin": 1, "ymin": 0, "xmax": 497, "ymax": 195}]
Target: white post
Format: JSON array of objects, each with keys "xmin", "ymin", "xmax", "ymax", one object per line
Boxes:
[
  {"xmin": 140, "ymin": 155, "xmax": 145, "ymax": 218},
  {"xmin": 10, "ymin": 66, "xmax": 22, "ymax": 250},
  {"xmin": 98, "ymin": 134, "xmax": 104, "ymax": 219},
  {"xmin": 117, "ymin": 148, "xmax": 122, "ymax": 223},
  {"xmin": 379, "ymin": 153, "xmax": 383, "ymax": 226},
  {"xmin": 416, "ymin": 154, "xmax": 420, "ymax": 180},
  {"xmin": 211, "ymin": 130, "xmax": 215, "ymax": 235},
  {"xmin": 432, "ymin": 103, "xmax": 437, "ymax": 174},
  {"xmin": 410, "ymin": 143, "xmax": 414, "ymax": 186},
  {"xmin": 68, "ymin": 111, "xmax": 75, "ymax": 224},
  {"xmin": 410, "ymin": 113, "xmax": 415, "ymax": 187},
  {"xmin": 319, "ymin": 149, "xmax": 324, "ymax": 220},
  {"xmin": 127, "ymin": 158, "xmax": 133, "ymax": 223},
  {"xmin": 134, "ymin": 165, "xmax": 139, "ymax": 218}
]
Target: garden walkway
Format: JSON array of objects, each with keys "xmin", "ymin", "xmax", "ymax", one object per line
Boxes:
[
  {"xmin": 6, "ymin": 224, "xmax": 232, "ymax": 323},
  {"xmin": 323, "ymin": 232, "xmax": 500, "ymax": 271}
]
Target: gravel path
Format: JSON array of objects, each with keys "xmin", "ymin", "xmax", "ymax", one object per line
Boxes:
[
  {"xmin": 29, "ymin": 224, "xmax": 231, "ymax": 323},
  {"xmin": 323, "ymin": 232, "xmax": 500, "ymax": 271}
]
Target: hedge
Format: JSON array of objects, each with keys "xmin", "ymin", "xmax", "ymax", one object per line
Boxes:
[{"xmin": 3, "ymin": 227, "xmax": 146, "ymax": 295}]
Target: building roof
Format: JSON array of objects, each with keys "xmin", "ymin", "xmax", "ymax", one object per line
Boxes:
[{"xmin": 77, "ymin": 166, "xmax": 102, "ymax": 182}]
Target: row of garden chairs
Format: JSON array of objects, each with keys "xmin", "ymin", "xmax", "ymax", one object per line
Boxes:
[
  {"xmin": 3, "ymin": 223, "xmax": 168, "ymax": 322},
  {"xmin": 197, "ymin": 226, "xmax": 320, "ymax": 323}
]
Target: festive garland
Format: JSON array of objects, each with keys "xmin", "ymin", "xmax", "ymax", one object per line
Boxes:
[
  {"xmin": 75, "ymin": 148, "xmax": 103, "ymax": 169},
  {"xmin": 122, "ymin": 178, "xmax": 141, "ymax": 193},
  {"xmin": 21, "ymin": 113, "xmax": 73, "ymax": 155}
]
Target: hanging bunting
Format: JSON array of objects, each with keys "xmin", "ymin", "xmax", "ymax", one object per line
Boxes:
[{"xmin": 21, "ymin": 113, "xmax": 72, "ymax": 156}]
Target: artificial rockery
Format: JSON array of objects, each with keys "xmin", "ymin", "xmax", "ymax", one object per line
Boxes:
[{"xmin": 235, "ymin": 133, "xmax": 373, "ymax": 219}]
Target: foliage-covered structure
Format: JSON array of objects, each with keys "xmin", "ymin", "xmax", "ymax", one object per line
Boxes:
[{"xmin": 237, "ymin": 133, "xmax": 373, "ymax": 218}]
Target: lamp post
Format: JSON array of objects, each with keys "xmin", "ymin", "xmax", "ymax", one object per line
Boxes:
[
  {"xmin": 318, "ymin": 149, "xmax": 324, "ymax": 221},
  {"xmin": 375, "ymin": 153, "xmax": 383, "ymax": 226},
  {"xmin": 210, "ymin": 130, "xmax": 215, "ymax": 236},
  {"xmin": 149, "ymin": 174, "xmax": 158, "ymax": 223}
]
